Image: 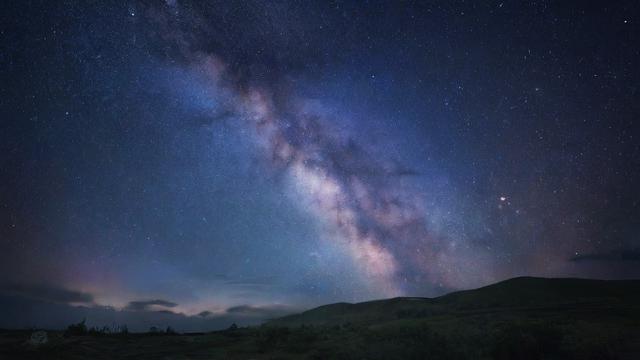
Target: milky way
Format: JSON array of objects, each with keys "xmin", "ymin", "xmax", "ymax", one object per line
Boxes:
[{"xmin": 172, "ymin": 45, "xmax": 491, "ymax": 297}]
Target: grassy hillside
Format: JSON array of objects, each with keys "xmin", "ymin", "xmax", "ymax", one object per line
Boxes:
[
  {"xmin": 269, "ymin": 276, "xmax": 640, "ymax": 327},
  {"xmin": 2, "ymin": 277, "xmax": 639, "ymax": 359}
]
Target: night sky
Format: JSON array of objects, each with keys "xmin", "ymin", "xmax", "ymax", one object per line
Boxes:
[{"xmin": 1, "ymin": 1, "xmax": 639, "ymax": 331}]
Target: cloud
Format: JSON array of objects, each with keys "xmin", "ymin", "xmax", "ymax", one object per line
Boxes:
[
  {"xmin": 198, "ymin": 305, "xmax": 296, "ymax": 320},
  {"xmin": 0, "ymin": 293, "xmax": 293, "ymax": 332},
  {"xmin": 125, "ymin": 299, "xmax": 178, "ymax": 311},
  {"xmin": 570, "ymin": 249, "xmax": 640, "ymax": 262},
  {"xmin": 0, "ymin": 283, "xmax": 94, "ymax": 304},
  {"xmin": 225, "ymin": 304, "xmax": 294, "ymax": 319}
]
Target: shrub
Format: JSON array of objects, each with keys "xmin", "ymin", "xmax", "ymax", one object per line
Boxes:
[
  {"xmin": 64, "ymin": 319, "xmax": 88, "ymax": 336},
  {"xmin": 119, "ymin": 325, "xmax": 129, "ymax": 335}
]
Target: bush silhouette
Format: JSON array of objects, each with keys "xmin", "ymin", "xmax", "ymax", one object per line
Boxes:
[{"xmin": 64, "ymin": 319, "xmax": 88, "ymax": 336}]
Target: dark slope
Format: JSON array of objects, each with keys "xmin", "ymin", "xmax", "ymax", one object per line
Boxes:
[
  {"xmin": 438, "ymin": 276, "xmax": 640, "ymax": 308},
  {"xmin": 269, "ymin": 277, "xmax": 640, "ymax": 326}
]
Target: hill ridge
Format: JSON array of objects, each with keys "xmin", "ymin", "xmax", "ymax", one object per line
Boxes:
[{"xmin": 269, "ymin": 276, "xmax": 640, "ymax": 327}]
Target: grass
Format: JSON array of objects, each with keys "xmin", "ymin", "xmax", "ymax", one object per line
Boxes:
[{"xmin": 2, "ymin": 277, "xmax": 639, "ymax": 359}]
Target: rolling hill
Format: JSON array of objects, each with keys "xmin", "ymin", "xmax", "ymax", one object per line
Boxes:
[{"xmin": 269, "ymin": 276, "xmax": 640, "ymax": 327}]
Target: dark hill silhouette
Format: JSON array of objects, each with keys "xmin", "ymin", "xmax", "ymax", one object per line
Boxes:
[{"xmin": 269, "ymin": 277, "xmax": 640, "ymax": 326}]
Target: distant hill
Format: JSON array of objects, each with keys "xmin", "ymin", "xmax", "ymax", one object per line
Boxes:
[{"xmin": 269, "ymin": 277, "xmax": 640, "ymax": 327}]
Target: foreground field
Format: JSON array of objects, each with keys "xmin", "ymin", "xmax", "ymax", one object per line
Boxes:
[{"xmin": 2, "ymin": 277, "xmax": 640, "ymax": 359}]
